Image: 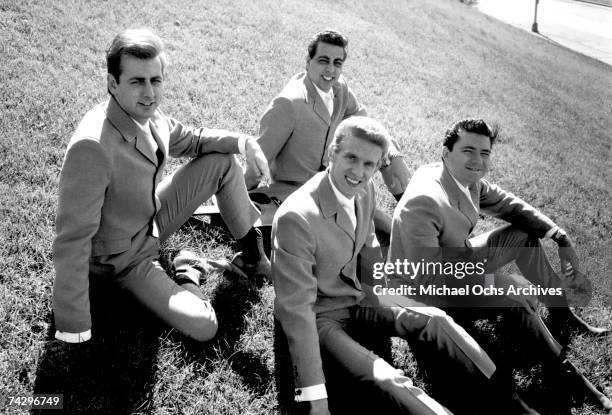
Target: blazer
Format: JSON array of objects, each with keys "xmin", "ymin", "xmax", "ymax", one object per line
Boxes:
[
  {"xmin": 388, "ymin": 162, "xmax": 556, "ymax": 290},
  {"xmin": 52, "ymin": 97, "xmax": 242, "ymax": 333},
  {"xmin": 272, "ymin": 172, "xmax": 381, "ymax": 388},
  {"xmin": 258, "ymin": 72, "xmax": 366, "ymax": 185}
]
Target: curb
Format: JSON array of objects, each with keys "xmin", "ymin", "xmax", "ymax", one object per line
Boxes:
[{"xmin": 573, "ymin": 0, "xmax": 612, "ymax": 7}]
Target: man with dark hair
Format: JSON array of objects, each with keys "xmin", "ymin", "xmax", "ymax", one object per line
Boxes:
[
  {"xmin": 273, "ymin": 116, "xmax": 542, "ymax": 415},
  {"xmin": 52, "ymin": 28, "xmax": 270, "ymax": 344},
  {"xmin": 388, "ymin": 118, "xmax": 611, "ymax": 413},
  {"xmin": 245, "ymin": 30, "xmax": 409, "ymax": 238}
]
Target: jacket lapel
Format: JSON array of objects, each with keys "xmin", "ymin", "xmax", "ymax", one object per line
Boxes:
[
  {"xmin": 106, "ymin": 97, "xmax": 160, "ymax": 167},
  {"xmin": 318, "ymin": 174, "xmax": 355, "ymax": 241},
  {"xmin": 304, "ymin": 75, "xmax": 331, "ymax": 125},
  {"xmin": 440, "ymin": 164, "xmax": 479, "ymax": 227}
]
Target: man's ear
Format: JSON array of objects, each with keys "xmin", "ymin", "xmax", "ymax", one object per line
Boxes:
[
  {"xmin": 328, "ymin": 147, "xmax": 336, "ymax": 163},
  {"xmin": 442, "ymin": 146, "xmax": 449, "ymax": 160},
  {"xmin": 107, "ymin": 74, "xmax": 118, "ymax": 95}
]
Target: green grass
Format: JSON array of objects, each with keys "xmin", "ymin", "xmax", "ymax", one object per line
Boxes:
[{"xmin": 1, "ymin": 0, "xmax": 611, "ymax": 413}]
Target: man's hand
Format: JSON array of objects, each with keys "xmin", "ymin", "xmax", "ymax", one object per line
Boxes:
[
  {"xmin": 497, "ymin": 273, "xmax": 538, "ymax": 312},
  {"xmin": 380, "ymin": 156, "xmax": 409, "ymax": 196},
  {"xmin": 307, "ymin": 398, "xmax": 331, "ymax": 415},
  {"xmin": 244, "ymin": 138, "xmax": 270, "ymax": 188},
  {"xmin": 554, "ymin": 232, "xmax": 592, "ymax": 300}
]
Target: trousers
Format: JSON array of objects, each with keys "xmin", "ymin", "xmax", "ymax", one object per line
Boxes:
[{"xmin": 89, "ymin": 153, "xmax": 259, "ymax": 341}]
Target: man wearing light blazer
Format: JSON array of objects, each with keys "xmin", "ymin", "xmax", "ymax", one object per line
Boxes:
[
  {"xmin": 52, "ymin": 28, "xmax": 270, "ymax": 344},
  {"xmin": 245, "ymin": 30, "xmax": 409, "ymax": 235},
  {"xmin": 388, "ymin": 118, "xmax": 611, "ymax": 413},
  {"xmin": 272, "ymin": 116, "xmax": 538, "ymax": 415}
]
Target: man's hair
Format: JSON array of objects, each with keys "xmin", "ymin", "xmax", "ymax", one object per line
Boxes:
[
  {"xmin": 307, "ymin": 30, "xmax": 349, "ymax": 59},
  {"xmin": 330, "ymin": 116, "xmax": 390, "ymax": 158},
  {"xmin": 443, "ymin": 119, "xmax": 499, "ymax": 151},
  {"xmin": 106, "ymin": 28, "xmax": 167, "ymax": 82}
]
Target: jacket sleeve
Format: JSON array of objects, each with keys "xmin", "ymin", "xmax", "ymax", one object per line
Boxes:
[
  {"xmin": 388, "ymin": 194, "xmax": 457, "ymax": 289},
  {"xmin": 166, "ymin": 116, "xmax": 242, "ymax": 158},
  {"xmin": 52, "ymin": 138, "xmax": 110, "ymax": 333},
  {"xmin": 343, "ymin": 85, "xmax": 367, "ymax": 119},
  {"xmin": 479, "ymin": 179, "xmax": 556, "ymax": 237},
  {"xmin": 272, "ymin": 210, "xmax": 325, "ymax": 388},
  {"xmin": 257, "ymin": 96, "xmax": 296, "ymax": 164}
]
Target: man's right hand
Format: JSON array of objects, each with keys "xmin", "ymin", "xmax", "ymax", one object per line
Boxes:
[
  {"xmin": 308, "ymin": 398, "xmax": 331, "ymax": 415},
  {"xmin": 244, "ymin": 163, "xmax": 263, "ymax": 190}
]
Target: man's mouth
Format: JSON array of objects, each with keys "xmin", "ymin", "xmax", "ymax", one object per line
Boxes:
[
  {"xmin": 322, "ymin": 75, "xmax": 334, "ymax": 82},
  {"xmin": 346, "ymin": 176, "xmax": 361, "ymax": 186},
  {"xmin": 466, "ymin": 166, "xmax": 482, "ymax": 172},
  {"xmin": 140, "ymin": 102, "xmax": 155, "ymax": 107}
]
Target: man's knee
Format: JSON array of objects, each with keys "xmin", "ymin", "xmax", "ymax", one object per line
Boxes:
[
  {"xmin": 503, "ymin": 225, "xmax": 538, "ymax": 247},
  {"xmin": 185, "ymin": 307, "xmax": 218, "ymax": 342}
]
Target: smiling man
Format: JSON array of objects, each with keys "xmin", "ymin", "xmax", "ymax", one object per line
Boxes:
[
  {"xmin": 271, "ymin": 116, "xmax": 541, "ymax": 415},
  {"xmin": 245, "ymin": 30, "xmax": 409, "ymax": 238},
  {"xmin": 52, "ymin": 28, "xmax": 270, "ymax": 345},
  {"xmin": 388, "ymin": 118, "xmax": 611, "ymax": 413}
]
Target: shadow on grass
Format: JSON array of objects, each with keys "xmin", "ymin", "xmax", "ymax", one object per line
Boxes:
[
  {"xmin": 33, "ymin": 220, "xmax": 272, "ymax": 414},
  {"xmin": 167, "ymin": 218, "xmax": 273, "ymax": 394},
  {"xmin": 33, "ymin": 278, "xmax": 163, "ymax": 414}
]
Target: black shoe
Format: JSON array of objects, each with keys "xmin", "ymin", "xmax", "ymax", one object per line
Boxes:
[
  {"xmin": 549, "ymin": 308, "xmax": 610, "ymax": 339},
  {"xmin": 231, "ymin": 235, "xmax": 271, "ymax": 282},
  {"xmin": 558, "ymin": 358, "xmax": 612, "ymax": 413}
]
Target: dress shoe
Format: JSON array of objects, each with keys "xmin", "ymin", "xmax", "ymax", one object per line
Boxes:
[
  {"xmin": 231, "ymin": 248, "xmax": 271, "ymax": 282},
  {"xmin": 558, "ymin": 358, "xmax": 612, "ymax": 413},
  {"xmin": 173, "ymin": 250, "xmax": 214, "ymax": 285},
  {"xmin": 548, "ymin": 308, "xmax": 610, "ymax": 340}
]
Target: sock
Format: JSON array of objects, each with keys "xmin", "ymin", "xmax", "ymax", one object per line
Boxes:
[{"xmin": 238, "ymin": 227, "xmax": 262, "ymax": 263}]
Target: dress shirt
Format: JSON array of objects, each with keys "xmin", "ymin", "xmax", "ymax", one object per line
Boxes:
[
  {"xmin": 449, "ymin": 173, "xmax": 479, "ymax": 213},
  {"xmin": 313, "ymin": 82, "xmax": 335, "ymax": 117},
  {"xmin": 329, "ymin": 178, "xmax": 356, "ymax": 230}
]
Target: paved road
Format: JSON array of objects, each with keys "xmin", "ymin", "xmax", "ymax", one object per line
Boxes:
[{"xmin": 475, "ymin": 0, "xmax": 612, "ymax": 66}]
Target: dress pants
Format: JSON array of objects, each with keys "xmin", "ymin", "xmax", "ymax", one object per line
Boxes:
[
  {"xmin": 468, "ymin": 224, "xmax": 566, "ymax": 307},
  {"xmin": 316, "ymin": 304, "xmax": 498, "ymax": 414},
  {"xmin": 89, "ymin": 153, "xmax": 260, "ymax": 341}
]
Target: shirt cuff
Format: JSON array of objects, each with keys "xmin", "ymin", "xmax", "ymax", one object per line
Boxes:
[
  {"xmin": 295, "ymin": 384, "xmax": 327, "ymax": 402},
  {"xmin": 55, "ymin": 329, "xmax": 92, "ymax": 343},
  {"xmin": 544, "ymin": 226, "xmax": 559, "ymax": 239},
  {"xmin": 238, "ymin": 135, "xmax": 247, "ymax": 155}
]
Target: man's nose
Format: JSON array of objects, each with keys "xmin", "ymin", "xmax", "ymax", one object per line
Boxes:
[
  {"xmin": 352, "ymin": 162, "xmax": 365, "ymax": 177},
  {"xmin": 143, "ymin": 81, "xmax": 154, "ymax": 97}
]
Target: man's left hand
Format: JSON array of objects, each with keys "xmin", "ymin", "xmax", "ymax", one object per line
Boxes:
[
  {"xmin": 245, "ymin": 138, "xmax": 270, "ymax": 186},
  {"xmin": 380, "ymin": 156, "xmax": 409, "ymax": 196},
  {"xmin": 555, "ymin": 233, "xmax": 592, "ymax": 297}
]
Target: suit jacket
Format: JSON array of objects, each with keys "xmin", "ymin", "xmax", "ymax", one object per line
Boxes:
[
  {"xmin": 52, "ymin": 97, "xmax": 242, "ymax": 333},
  {"xmin": 272, "ymin": 172, "xmax": 381, "ymax": 388},
  {"xmin": 258, "ymin": 72, "xmax": 366, "ymax": 185},
  {"xmin": 388, "ymin": 162, "xmax": 556, "ymax": 292}
]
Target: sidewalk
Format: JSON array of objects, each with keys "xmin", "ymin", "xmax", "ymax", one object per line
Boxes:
[{"xmin": 475, "ymin": 0, "xmax": 612, "ymax": 66}]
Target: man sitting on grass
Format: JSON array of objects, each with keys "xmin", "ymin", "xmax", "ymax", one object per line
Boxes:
[
  {"xmin": 52, "ymin": 28, "xmax": 270, "ymax": 345},
  {"xmin": 245, "ymin": 30, "xmax": 410, "ymax": 239},
  {"xmin": 388, "ymin": 118, "xmax": 611, "ymax": 413},
  {"xmin": 272, "ymin": 116, "xmax": 539, "ymax": 415}
]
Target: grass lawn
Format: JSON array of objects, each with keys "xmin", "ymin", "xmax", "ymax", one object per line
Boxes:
[{"xmin": 1, "ymin": 0, "xmax": 610, "ymax": 413}]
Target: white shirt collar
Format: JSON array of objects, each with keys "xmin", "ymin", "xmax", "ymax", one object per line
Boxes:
[
  {"xmin": 131, "ymin": 117, "xmax": 150, "ymax": 131},
  {"xmin": 329, "ymin": 175, "xmax": 355, "ymax": 208},
  {"xmin": 312, "ymin": 82, "xmax": 334, "ymax": 100},
  {"xmin": 448, "ymin": 171, "xmax": 478, "ymax": 211}
]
